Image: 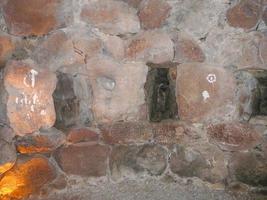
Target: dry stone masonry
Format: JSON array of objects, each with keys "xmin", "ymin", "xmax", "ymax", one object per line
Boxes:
[{"xmin": 0, "ymin": 0, "xmax": 267, "ymax": 200}]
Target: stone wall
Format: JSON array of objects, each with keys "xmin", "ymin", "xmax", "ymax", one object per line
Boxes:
[{"xmin": 0, "ymin": 0, "xmax": 267, "ymax": 199}]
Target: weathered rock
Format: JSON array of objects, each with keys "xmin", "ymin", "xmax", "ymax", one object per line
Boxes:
[
  {"xmin": 229, "ymin": 151, "xmax": 267, "ymax": 186},
  {"xmin": 80, "ymin": 0, "xmax": 140, "ymax": 35},
  {"xmin": 138, "ymin": 0, "xmax": 171, "ymax": 29},
  {"xmin": 54, "ymin": 143, "xmax": 109, "ymax": 177},
  {"xmin": 0, "ymin": 155, "xmax": 56, "ymax": 199},
  {"xmin": 67, "ymin": 127, "xmax": 99, "ymax": 143},
  {"xmin": 207, "ymin": 122, "xmax": 262, "ymax": 152},
  {"xmin": 249, "ymin": 115, "xmax": 267, "ymax": 126},
  {"xmin": 125, "ymin": 30, "xmax": 174, "ymax": 64},
  {"xmin": 110, "ymin": 144, "xmax": 167, "ymax": 180},
  {"xmin": 176, "ymin": 63, "xmax": 237, "ymax": 123},
  {"xmin": 86, "ymin": 56, "xmax": 148, "ymax": 123},
  {"xmin": 4, "ymin": 60, "xmax": 57, "ymax": 135},
  {"xmin": 16, "ymin": 128, "xmax": 66, "ymax": 154},
  {"xmin": 0, "ymin": 140, "xmax": 16, "ymax": 175},
  {"xmin": 171, "ymin": 32, "xmax": 205, "ymax": 63},
  {"xmin": 0, "ymin": 35, "xmax": 15, "ymax": 68},
  {"xmin": 2, "ymin": 0, "xmax": 71, "ymax": 36},
  {"xmin": 100, "ymin": 34, "xmax": 125, "ymax": 60},
  {"xmin": 0, "ymin": 125, "xmax": 15, "ymax": 143},
  {"xmin": 122, "ymin": 0, "xmax": 142, "ymax": 8},
  {"xmin": 101, "ymin": 122, "xmax": 153, "ymax": 144},
  {"xmin": 259, "ymin": 36, "xmax": 267, "ymax": 65},
  {"xmin": 226, "ymin": 0, "xmax": 262, "ymax": 30},
  {"xmin": 263, "ymin": 8, "xmax": 267, "ymax": 25}
]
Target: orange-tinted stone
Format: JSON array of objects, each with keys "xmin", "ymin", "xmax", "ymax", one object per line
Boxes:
[
  {"xmin": 0, "ymin": 35, "xmax": 15, "ymax": 68},
  {"xmin": 67, "ymin": 127, "xmax": 99, "ymax": 143},
  {"xmin": 138, "ymin": 0, "xmax": 171, "ymax": 29}
]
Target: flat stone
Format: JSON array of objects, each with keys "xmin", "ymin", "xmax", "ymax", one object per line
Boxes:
[
  {"xmin": 171, "ymin": 32, "xmax": 205, "ymax": 63},
  {"xmin": 110, "ymin": 144, "xmax": 167, "ymax": 180},
  {"xmin": 259, "ymin": 36, "xmax": 267, "ymax": 65},
  {"xmin": 226, "ymin": 0, "xmax": 262, "ymax": 29},
  {"xmin": 0, "ymin": 140, "xmax": 16, "ymax": 175},
  {"xmin": 54, "ymin": 143, "xmax": 109, "ymax": 177},
  {"xmin": 249, "ymin": 115, "xmax": 267, "ymax": 126},
  {"xmin": 0, "ymin": 155, "xmax": 56, "ymax": 199},
  {"xmin": 86, "ymin": 56, "xmax": 147, "ymax": 123},
  {"xmin": 0, "ymin": 35, "xmax": 15, "ymax": 68},
  {"xmin": 67, "ymin": 127, "xmax": 99, "ymax": 143},
  {"xmin": 229, "ymin": 151, "xmax": 267, "ymax": 186},
  {"xmin": 4, "ymin": 60, "xmax": 57, "ymax": 135},
  {"xmin": 15, "ymin": 128, "xmax": 66, "ymax": 154},
  {"xmin": 125, "ymin": 30, "xmax": 174, "ymax": 64},
  {"xmin": 80, "ymin": 0, "xmax": 140, "ymax": 35},
  {"xmin": 100, "ymin": 122, "xmax": 153, "ymax": 144},
  {"xmin": 176, "ymin": 63, "xmax": 237, "ymax": 123},
  {"xmin": 2, "ymin": 0, "xmax": 70, "ymax": 36},
  {"xmin": 207, "ymin": 122, "xmax": 262, "ymax": 151},
  {"xmin": 138, "ymin": 0, "xmax": 171, "ymax": 29}
]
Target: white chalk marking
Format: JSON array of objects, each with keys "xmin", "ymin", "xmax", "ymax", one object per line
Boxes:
[
  {"xmin": 40, "ymin": 110, "xmax": 46, "ymax": 116},
  {"xmin": 30, "ymin": 105, "xmax": 34, "ymax": 112},
  {"xmin": 32, "ymin": 93, "xmax": 38, "ymax": 104},
  {"xmin": 30, "ymin": 69, "xmax": 38, "ymax": 88},
  {"xmin": 202, "ymin": 90, "xmax": 210, "ymax": 101},
  {"xmin": 206, "ymin": 74, "xmax": 216, "ymax": 83},
  {"xmin": 23, "ymin": 77, "xmax": 30, "ymax": 87},
  {"xmin": 15, "ymin": 97, "xmax": 18, "ymax": 104}
]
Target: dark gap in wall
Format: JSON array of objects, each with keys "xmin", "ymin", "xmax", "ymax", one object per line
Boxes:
[{"xmin": 145, "ymin": 65, "xmax": 178, "ymax": 122}]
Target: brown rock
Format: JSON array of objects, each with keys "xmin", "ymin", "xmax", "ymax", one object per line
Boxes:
[
  {"xmin": 16, "ymin": 128, "xmax": 66, "ymax": 154},
  {"xmin": 229, "ymin": 151, "xmax": 267, "ymax": 186},
  {"xmin": 171, "ymin": 32, "xmax": 205, "ymax": 63},
  {"xmin": 86, "ymin": 56, "xmax": 147, "ymax": 123},
  {"xmin": 2, "ymin": 0, "xmax": 69, "ymax": 36},
  {"xmin": 226, "ymin": 0, "xmax": 262, "ymax": 29},
  {"xmin": 101, "ymin": 35, "xmax": 125, "ymax": 60},
  {"xmin": 0, "ymin": 155, "xmax": 56, "ymax": 199},
  {"xmin": 4, "ymin": 60, "xmax": 57, "ymax": 135},
  {"xmin": 67, "ymin": 127, "xmax": 99, "ymax": 143},
  {"xmin": 80, "ymin": 0, "xmax": 140, "ymax": 35},
  {"xmin": 176, "ymin": 63, "xmax": 237, "ymax": 122},
  {"xmin": 100, "ymin": 122, "xmax": 153, "ymax": 144},
  {"xmin": 54, "ymin": 143, "xmax": 109, "ymax": 177},
  {"xmin": 0, "ymin": 35, "xmax": 15, "ymax": 68},
  {"xmin": 207, "ymin": 122, "xmax": 262, "ymax": 151},
  {"xmin": 138, "ymin": 0, "xmax": 171, "ymax": 29},
  {"xmin": 125, "ymin": 30, "xmax": 174, "ymax": 64},
  {"xmin": 0, "ymin": 140, "xmax": 16, "ymax": 175}
]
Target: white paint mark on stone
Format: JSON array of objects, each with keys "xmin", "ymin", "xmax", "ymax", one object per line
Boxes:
[
  {"xmin": 32, "ymin": 93, "xmax": 38, "ymax": 104},
  {"xmin": 40, "ymin": 110, "xmax": 46, "ymax": 116},
  {"xmin": 202, "ymin": 90, "xmax": 210, "ymax": 101},
  {"xmin": 23, "ymin": 77, "xmax": 30, "ymax": 87},
  {"xmin": 30, "ymin": 69, "xmax": 38, "ymax": 88},
  {"xmin": 15, "ymin": 97, "xmax": 18, "ymax": 104},
  {"xmin": 30, "ymin": 105, "xmax": 34, "ymax": 112},
  {"xmin": 206, "ymin": 74, "xmax": 216, "ymax": 83}
]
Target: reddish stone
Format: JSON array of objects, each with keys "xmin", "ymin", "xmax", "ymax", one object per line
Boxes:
[
  {"xmin": 172, "ymin": 32, "xmax": 205, "ymax": 63},
  {"xmin": 16, "ymin": 128, "xmax": 66, "ymax": 154},
  {"xmin": 176, "ymin": 63, "xmax": 236, "ymax": 122},
  {"xmin": 80, "ymin": 0, "xmax": 140, "ymax": 35},
  {"xmin": 0, "ymin": 155, "xmax": 56, "ymax": 199},
  {"xmin": 86, "ymin": 55, "xmax": 147, "ymax": 123},
  {"xmin": 54, "ymin": 143, "xmax": 109, "ymax": 177},
  {"xmin": 3, "ymin": 0, "xmax": 67, "ymax": 36},
  {"xmin": 207, "ymin": 122, "xmax": 262, "ymax": 151},
  {"xmin": 101, "ymin": 35, "xmax": 125, "ymax": 60},
  {"xmin": 67, "ymin": 127, "xmax": 99, "ymax": 143},
  {"xmin": 138, "ymin": 0, "xmax": 171, "ymax": 29},
  {"xmin": 226, "ymin": 0, "xmax": 262, "ymax": 29},
  {"xmin": 4, "ymin": 60, "xmax": 57, "ymax": 135},
  {"xmin": 125, "ymin": 30, "xmax": 174, "ymax": 64},
  {"xmin": 100, "ymin": 122, "xmax": 153, "ymax": 144},
  {"xmin": 0, "ymin": 140, "xmax": 16, "ymax": 175},
  {"xmin": 0, "ymin": 35, "xmax": 15, "ymax": 68}
]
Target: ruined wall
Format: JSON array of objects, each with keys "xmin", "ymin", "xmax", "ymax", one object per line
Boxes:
[{"xmin": 0, "ymin": 0, "xmax": 267, "ymax": 199}]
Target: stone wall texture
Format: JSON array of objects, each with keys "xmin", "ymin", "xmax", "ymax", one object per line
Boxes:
[{"xmin": 0, "ymin": 0, "xmax": 267, "ymax": 200}]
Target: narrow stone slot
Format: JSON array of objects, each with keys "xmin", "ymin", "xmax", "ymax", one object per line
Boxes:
[{"xmin": 145, "ymin": 67, "xmax": 178, "ymax": 122}]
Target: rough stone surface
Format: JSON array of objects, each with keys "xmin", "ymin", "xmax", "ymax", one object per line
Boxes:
[
  {"xmin": 176, "ymin": 63, "xmax": 237, "ymax": 123},
  {"xmin": 67, "ymin": 127, "xmax": 99, "ymax": 143},
  {"xmin": 15, "ymin": 127, "xmax": 66, "ymax": 154},
  {"xmin": 229, "ymin": 151, "xmax": 267, "ymax": 187},
  {"xmin": 259, "ymin": 36, "xmax": 267, "ymax": 65},
  {"xmin": 207, "ymin": 122, "xmax": 262, "ymax": 151},
  {"xmin": 80, "ymin": 0, "xmax": 140, "ymax": 35},
  {"xmin": 2, "ymin": 0, "xmax": 71, "ymax": 36},
  {"xmin": 54, "ymin": 143, "xmax": 109, "ymax": 177},
  {"xmin": 226, "ymin": 0, "xmax": 262, "ymax": 30},
  {"xmin": 171, "ymin": 32, "xmax": 205, "ymax": 63},
  {"xmin": 0, "ymin": 34, "xmax": 14, "ymax": 68},
  {"xmin": 263, "ymin": 8, "xmax": 267, "ymax": 25},
  {"xmin": 110, "ymin": 144, "xmax": 167, "ymax": 180},
  {"xmin": 138, "ymin": 0, "xmax": 171, "ymax": 29},
  {"xmin": 100, "ymin": 122, "xmax": 153, "ymax": 144},
  {"xmin": 0, "ymin": 155, "xmax": 56, "ymax": 199},
  {"xmin": 3, "ymin": 60, "xmax": 57, "ymax": 135},
  {"xmin": 125, "ymin": 30, "xmax": 174, "ymax": 64},
  {"xmin": 0, "ymin": 140, "xmax": 16, "ymax": 175},
  {"xmin": 122, "ymin": 0, "xmax": 142, "ymax": 8},
  {"xmin": 86, "ymin": 56, "xmax": 148, "ymax": 123}
]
